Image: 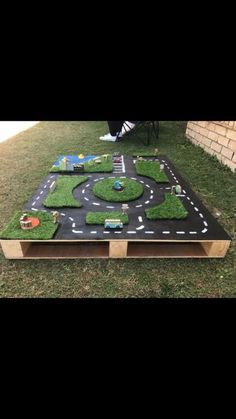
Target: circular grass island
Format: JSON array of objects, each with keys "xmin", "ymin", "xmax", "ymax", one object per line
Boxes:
[{"xmin": 93, "ymin": 177, "xmax": 144, "ymax": 202}]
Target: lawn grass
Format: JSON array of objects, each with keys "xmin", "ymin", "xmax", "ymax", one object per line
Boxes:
[
  {"xmin": 43, "ymin": 175, "xmax": 88, "ymax": 208},
  {"xmin": 0, "ymin": 121, "xmax": 235, "ymax": 297},
  {"xmin": 93, "ymin": 177, "xmax": 144, "ymax": 202},
  {"xmin": 0, "ymin": 211, "xmax": 58, "ymax": 240},
  {"xmin": 135, "ymin": 160, "xmax": 169, "ymax": 182},
  {"xmin": 145, "ymin": 193, "xmax": 188, "ymax": 220},
  {"xmin": 86, "ymin": 212, "xmax": 129, "ymax": 225}
]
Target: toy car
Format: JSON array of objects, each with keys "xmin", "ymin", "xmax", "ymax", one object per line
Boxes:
[
  {"xmin": 113, "ymin": 157, "xmax": 122, "ymax": 163},
  {"xmin": 104, "ymin": 219, "xmax": 123, "ymax": 229}
]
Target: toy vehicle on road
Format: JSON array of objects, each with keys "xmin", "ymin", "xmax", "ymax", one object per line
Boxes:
[
  {"xmin": 113, "ymin": 157, "xmax": 122, "ymax": 163},
  {"xmin": 104, "ymin": 219, "xmax": 123, "ymax": 229}
]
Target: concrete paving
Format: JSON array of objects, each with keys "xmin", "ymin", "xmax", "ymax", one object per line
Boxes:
[{"xmin": 0, "ymin": 121, "xmax": 39, "ymax": 143}]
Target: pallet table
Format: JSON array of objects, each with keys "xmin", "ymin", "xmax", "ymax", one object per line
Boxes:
[{"xmin": 0, "ymin": 155, "xmax": 231, "ymax": 259}]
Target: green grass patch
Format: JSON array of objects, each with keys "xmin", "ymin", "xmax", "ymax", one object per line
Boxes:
[
  {"xmin": 50, "ymin": 155, "xmax": 113, "ymax": 173},
  {"xmin": 43, "ymin": 175, "xmax": 88, "ymax": 208},
  {"xmin": 0, "ymin": 211, "xmax": 58, "ymax": 240},
  {"xmin": 93, "ymin": 177, "xmax": 144, "ymax": 202},
  {"xmin": 86, "ymin": 212, "xmax": 129, "ymax": 225},
  {"xmin": 145, "ymin": 193, "xmax": 188, "ymax": 220},
  {"xmin": 83, "ymin": 155, "xmax": 113, "ymax": 172},
  {"xmin": 135, "ymin": 160, "xmax": 169, "ymax": 182}
]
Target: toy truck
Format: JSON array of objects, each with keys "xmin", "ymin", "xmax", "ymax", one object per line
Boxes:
[
  {"xmin": 104, "ymin": 219, "xmax": 123, "ymax": 229},
  {"xmin": 73, "ymin": 164, "xmax": 85, "ymax": 172}
]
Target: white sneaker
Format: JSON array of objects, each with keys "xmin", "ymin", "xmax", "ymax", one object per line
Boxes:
[{"xmin": 99, "ymin": 132, "xmax": 122, "ymax": 142}]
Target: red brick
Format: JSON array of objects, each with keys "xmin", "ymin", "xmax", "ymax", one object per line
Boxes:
[
  {"xmin": 221, "ymin": 147, "xmax": 233, "ymax": 160},
  {"xmin": 215, "ymin": 124, "xmax": 227, "ymax": 136},
  {"xmin": 226, "ymin": 129, "xmax": 236, "ymax": 141},
  {"xmin": 228, "ymin": 140, "xmax": 236, "ymax": 152}
]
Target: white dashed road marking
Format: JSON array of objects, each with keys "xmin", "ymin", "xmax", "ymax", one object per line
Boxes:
[
  {"xmin": 92, "ymin": 203, "xmax": 100, "ymax": 206},
  {"xmin": 127, "ymin": 231, "xmax": 136, "ymax": 234},
  {"xmin": 69, "ymin": 217, "xmax": 74, "ymax": 221},
  {"xmin": 204, "ymin": 221, "xmax": 208, "ymax": 226},
  {"xmin": 189, "ymin": 231, "xmax": 197, "ymax": 234},
  {"xmin": 145, "ymin": 201, "xmax": 150, "ymax": 204},
  {"xmin": 84, "ymin": 197, "xmax": 89, "ymax": 201},
  {"xmin": 40, "ymin": 191, "xmax": 43, "ymax": 195},
  {"xmin": 136, "ymin": 204, "xmax": 143, "ymax": 208},
  {"xmin": 60, "ymin": 213, "xmax": 66, "ymax": 216},
  {"xmin": 72, "ymin": 230, "xmax": 83, "ymax": 234},
  {"xmin": 32, "ymin": 201, "xmax": 36, "ymax": 206},
  {"xmin": 72, "ymin": 223, "xmax": 75, "ymax": 228},
  {"xmin": 162, "ymin": 231, "xmax": 170, "ymax": 234},
  {"xmin": 106, "ymin": 206, "xmax": 115, "ymax": 209},
  {"xmin": 145, "ymin": 231, "xmax": 154, "ymax": 234},
  {"xmin": 176, "ymin": 231, "xmax": 185, "ymax": 234},
  {"xmin": 136, "ymin": 225, "xmax": 145, "ymax": 230},
  {"xmin": 199, "ymin": 213, "xmax": 204, "ymax": 218}
]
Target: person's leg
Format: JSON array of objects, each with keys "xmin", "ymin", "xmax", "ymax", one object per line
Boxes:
[
  {"xmin": 107, "ymin": 121, "xmax": 124, "ymax": 136},
  {"xmin": 99, "ymin": 121, "xmax": 124, "ymax": 142}
]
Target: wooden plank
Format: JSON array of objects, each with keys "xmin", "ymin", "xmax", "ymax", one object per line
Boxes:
[
  {"xmin": 201, "ymin": 240, "xmax": 231, "ymax": 257},
  {"xmin": 0, "ymin": 240, "xmax": 30, "ymax": 258},
  {"xmin": 109, "ymin": 241, "xmax": 128, "ymax": 258},
  {"xmin": 0, "ymin": 239, "xmax": 231, "ymax": 259}
]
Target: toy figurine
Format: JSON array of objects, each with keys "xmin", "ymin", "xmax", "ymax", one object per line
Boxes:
[
  {"xmin": 113, "ymin": 180, "xmax": 124, "ymax": 191},
  {"xmin": 171, "ymin": 185, "xmax": 182, "ymax": 195},
  {"xmin": 78, "ymin": 154, "xmax": 84, "ymax": 159},
  {"xmin": 51, "ymin": 211, "xmax": 60, "ymax": 224},
  {"xmin": 175, "ymin": 185, "xmax": 182, "ymax": 195},
  {"xmin": 154, "ymin": 148, "xmax": 158, "ymax": 155},
  {"xmin": 160, "ymin": 163, "xmax": 165, "ymax": 171},
  {"xmin": 121, "ymin": 203, "xmax": 129, "ymax": 215},
  {"xmin": 171, "ymin": 185, "xmax": 176, "ymax": 195}
]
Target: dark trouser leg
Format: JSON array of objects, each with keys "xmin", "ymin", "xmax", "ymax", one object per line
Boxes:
[{"xmin": 107, "ymin": 121, "xmax": 124, "ymax": 136}]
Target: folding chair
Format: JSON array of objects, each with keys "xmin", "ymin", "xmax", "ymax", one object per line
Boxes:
[{"xmin": 117, "ymin": 121, "xmax": 159, "ymax": 145}]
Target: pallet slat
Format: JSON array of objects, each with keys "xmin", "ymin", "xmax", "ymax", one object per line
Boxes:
[{"xmin": 0, "ymin": 239, "xmax": 231, "ymax": 259}]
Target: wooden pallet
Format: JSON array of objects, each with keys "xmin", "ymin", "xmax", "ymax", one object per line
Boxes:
[{"xmin": 0, "ymin": 238, "xmax": 231, "ymax": 259}]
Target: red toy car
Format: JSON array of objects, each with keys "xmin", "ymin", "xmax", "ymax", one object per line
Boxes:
[{"xmin": 113, "ymin": 157, "xmax": 122, "ymax": 163}]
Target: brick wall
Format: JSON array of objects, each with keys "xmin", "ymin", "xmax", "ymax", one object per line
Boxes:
[{"xmin": 186, "ymin": 121, "xmax": 236, "ymax": 172}]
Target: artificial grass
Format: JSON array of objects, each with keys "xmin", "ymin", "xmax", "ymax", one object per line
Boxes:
[
  {"xmin": 43, "ymin": 175, "xmax": 88, "ymax": 208},
  {"xmin": 135, "ymin": 160, "xmax": 169, "ymax": 183},
  {"xmin": 145, "ymin": 193, "xmax": 188, "ymax": 220},
  {"xmin": 0, "ymin": 211, "xmax": 58, "ymax": 240},
  {"xmin": 93, "ymin": 177, "xmax": 144, "ymax": 202},
  {"xmin": 50, "ymin": 155, "xmax": 113, "ymax": 173},
  {"xmin": 86, "ymin": 212, "xmax": 129, "ymax": 225},
  {"xmin": 0, "ymin": 121, "xmax": 235, "ymax": 297},
  {"xmin": 83, "ymin": 155, "xmax": 113, "ymax": 172}
]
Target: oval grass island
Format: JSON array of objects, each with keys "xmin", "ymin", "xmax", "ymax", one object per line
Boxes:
[{"xmin": 93, "ymin": 177, "xmax": 144, "ymax": 202}]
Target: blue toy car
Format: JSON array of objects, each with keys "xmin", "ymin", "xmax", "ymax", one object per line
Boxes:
[{"xmin": 104, "ymin": 219, "xmax": 123, "ymax": 229}]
